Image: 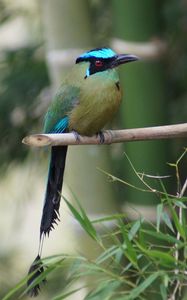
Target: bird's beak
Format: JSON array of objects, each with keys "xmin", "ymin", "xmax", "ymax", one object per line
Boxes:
[{"xmin": 112, "ymin": 54, "xmax": 139, "ymax": 68}]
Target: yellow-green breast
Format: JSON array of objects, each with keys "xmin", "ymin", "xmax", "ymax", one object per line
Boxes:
[{"xmin": 67, "ymin": 63, "xmax": 122, "ymax": 135}]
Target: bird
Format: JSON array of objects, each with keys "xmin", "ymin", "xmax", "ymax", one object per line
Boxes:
[{"xmin": 27, "ymin": 47, "xmax": 139, "ymax": 296}]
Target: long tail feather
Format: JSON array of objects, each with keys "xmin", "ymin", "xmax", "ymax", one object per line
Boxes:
[
  {"xmin": 40, "ymin": 145, "xmax": 67, "ymax": 236},
  {"xmin": 27, "ymin": 145, "xmax": 67, "ymax": 296},
  {"xmin": 27, "ymin": 255, "xmax": 46, "ymax": 297}
]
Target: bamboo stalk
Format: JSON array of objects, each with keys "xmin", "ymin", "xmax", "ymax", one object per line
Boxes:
[{"xmin": 22, "ymin": 123, "xmax": 187, "ymax": 147}]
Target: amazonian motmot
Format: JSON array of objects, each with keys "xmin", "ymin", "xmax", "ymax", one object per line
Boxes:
[{"xmin": 27, "ymin": 47, "xmax": 139, "ymax": 296}]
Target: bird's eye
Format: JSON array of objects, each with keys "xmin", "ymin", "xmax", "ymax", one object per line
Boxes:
[{"xmin": 95, "ymin": 60, "xmax": 103, "ymax": 67}]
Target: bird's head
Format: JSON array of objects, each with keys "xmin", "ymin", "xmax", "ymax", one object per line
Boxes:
[{"xmin": 76, "ymin": 47, "xmax": 139, "ymax": 79}]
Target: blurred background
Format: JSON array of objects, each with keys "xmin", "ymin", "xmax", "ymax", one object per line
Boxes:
[{"xmin": 0, "ymin": 0, "xmax": 187, "ymax": 299}]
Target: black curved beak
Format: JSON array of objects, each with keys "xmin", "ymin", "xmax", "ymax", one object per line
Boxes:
[{"xmin": 112, "ymin": 54, "xmax": 139, "ymax": 68}]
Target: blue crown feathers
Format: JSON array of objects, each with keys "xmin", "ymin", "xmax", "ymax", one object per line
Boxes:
[{"xmin": 76, "ymin": 47, "xmax": 116, "ymax": 63}]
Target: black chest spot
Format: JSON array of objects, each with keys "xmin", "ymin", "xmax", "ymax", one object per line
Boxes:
[{"xmin": 115, "ymin": 81, "xmax": 120, "ymax": 91}]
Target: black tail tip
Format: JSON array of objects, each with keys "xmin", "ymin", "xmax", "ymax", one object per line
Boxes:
[{"xmin": 27, "ymin": 255, "xmax": 46, "ymax": 297}]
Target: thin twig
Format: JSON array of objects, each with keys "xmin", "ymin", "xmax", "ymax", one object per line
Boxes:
[
  {"xmin": 180, "ymin": 178, "xmax": 187, "ymax": 198},
  {"xmin": 170, "ymin": 177, "xmax": 187, "ymax": 300},
  {"xmin": 22, "ymin": 123, "xmax": 187, "ymax": 147},
  {"xmin": 168, "ymin": 281, "xmax": 181, "ymax": 300}
]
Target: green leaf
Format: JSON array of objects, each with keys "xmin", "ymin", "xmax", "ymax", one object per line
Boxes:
[
  {"xmin": 162, "ymin": 211, "xmax": 175, "ymax": 233},
  {"xmin": 138, "ymin": 228, "xmax": 146, "ymax": 248},
  {"xmin": 63, "ymin": 196, "xmax": 99, "ymax": 242},
  {"xmin": 92, "ymin": 214, "xmax": 127, "ymax": 224},
  {"xmin": 135, "ymin": 241, "xmax": 176, "ymax": 267},
  {"xmin": 174, "ymin": 200, "xmax": 186, "ymax": 208},
  {"xmin": 160, "ymin": 283, "xmax": 167, "ymax": 300},
  {"xmin": 159, "ymin": 180, "xmax": 186, "ymax": 240},
  {"xmin": 114, "ymin": 248, "xmax": 124, "ymax": 264},
  {"xmin": 96, "ymin": 245, "xmax": 118, "ymax": 264},
  {"xmin": 128, "ymin": 219, "xmax": 142, "ymax": 240},
  {"xmin": 1, "ymin": 277, "xmax": 27, "ymax": 300},
  {"xmin": 168, "ymin": 203, "xmax": 186, "ymax": 240},
  {"xmin": 84, "ymin": 280, "xmax": 121, "ymax": 300},
  {"xmin": 142, "ymin": 229, "xmax": 183, "ymax": 245},
  {"xmin": 53, "ymin": 287, "xmax": 85, "ymax": 300},
  {"xmin": 121, "ymin": 272, "xmax": 161, "ymax": 300},
  {"xmin": 146, "ymin": 250, "xmax": 176, "ymax": 267},
  {"xmin": 120, "ymin": 221, "xmax": 138, "ymax": 268},
  {"xmin": 183, "ymin": 245, "xmax": 187, "ymax": 259},
  {"xmin": 157, "ymin": 203, "xmax": 163, "ymax": 232}
]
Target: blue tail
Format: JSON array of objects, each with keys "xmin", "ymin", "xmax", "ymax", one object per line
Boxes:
[{"xmin": 40, "ymin": 145, "xmax": 67, "ymax": 236}]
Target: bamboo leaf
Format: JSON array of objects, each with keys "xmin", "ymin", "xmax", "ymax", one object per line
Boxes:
[
  {"xmin": 161, "ymin": 211, "xmax": 175, "ymax": 233},
  {"xmin": 157, "ymin": 203, "xmax": 163, "ymax": 232},
  {"xmin": 122, "ymin": 254, "xmax": 143, "ymax": 274},
  {"xmin": 1, "ymin": 277, "xmax": 27, "ymax": 300},
  {"xmin": 159, "ymin": 180, "xmax": 186, "ymax": 240},
  {"xmin": 121, "ymin": 272, "xmax": 161, "ymax": 300},
  {"xmin": 146, "ymin": 250, "xmax": 175, "ymax": 267},
  {"xmin": 174, "ymin": 200, "xmax": 186, "ymax": 208},
  {"xmin": 168, "ymin": 203, "xmax": 186, "ymax": 240},
  {"xmin": 142, "ymin": 229, "xmax": 183, "ymax": 245},
  {"xmin": 120, "ymin": 221, "xmax": 138, "ymax": 268},
  {"xmin": 128, "ymin": 219, "xmax": 142, "ymax": 240},
  {"xmin": 84, "ymin": 280, "xmax": 121, "ymax": 300},
  {"xmin": 160, "ymin": 283, "xmax": 167, "ymax": 300},
  {"xmin": 135, "ymin": 241, "xmax": 176, "ymax": 267},
  {"xmin": 63, "ymin": 196, "xmax": 99, "ymax": 242},
  {"xmin": 53, "ymin": 286, "xmax": 85, "ymax": 300},
  {"xmin": 92, "ymin": 214, "xmax": 126, "ymax": 224},
  {"xmin": 96, "ymin": 245, "xmax": 118, "ymax": 264}
]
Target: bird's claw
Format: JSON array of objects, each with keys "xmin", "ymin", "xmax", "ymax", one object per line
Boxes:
[
  {"xmin": 72, "ymin": 130, "xmax": 81, "ymax": 142},
  {"xmin": 97, "ymin": 131, "xmax": 105, "ymax": 144}
]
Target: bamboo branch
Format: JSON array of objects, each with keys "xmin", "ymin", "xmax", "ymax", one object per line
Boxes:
[
  {"xmin": 22, "ymin": 123, "xmax": 187, "ymax": 147},
  {"xmin": 111, "ymin": 37, "xmax": 167, "ymax": 60}
]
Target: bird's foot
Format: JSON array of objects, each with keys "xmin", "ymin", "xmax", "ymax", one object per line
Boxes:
[
  {"xmin": 97, "ymin": 131, "xmax": 105, "ymax": 144},
  {"xmin": 72, "ymin": 130, "xmax": 81, "ymax": 142}
]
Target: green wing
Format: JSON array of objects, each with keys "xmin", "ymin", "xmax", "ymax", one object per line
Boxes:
[{"xmin": 44, "ymin": 85, "xmax": 80, "ymax": 133}]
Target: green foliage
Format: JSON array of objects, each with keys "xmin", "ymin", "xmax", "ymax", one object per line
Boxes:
[
  {"xmin": 0, "ymin": 46, "xmax": 49, "ymax": 167},
  {"xmin": 3, "ymin": 149, "xmax": 187, "ymax": 300}
]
